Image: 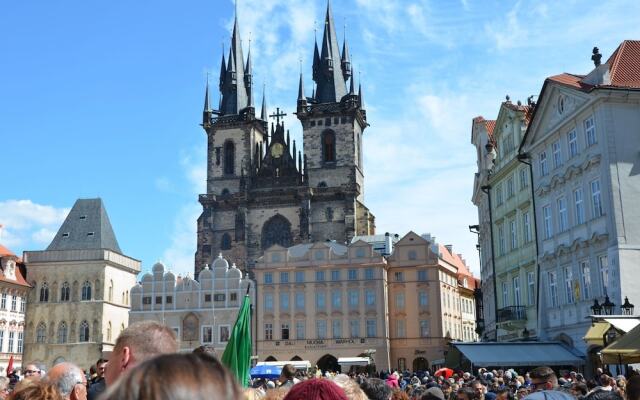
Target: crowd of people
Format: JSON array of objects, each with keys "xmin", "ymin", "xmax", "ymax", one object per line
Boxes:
[{"xmin": 2, "ymin": 321, "xmax": 639, "ymax": 400}]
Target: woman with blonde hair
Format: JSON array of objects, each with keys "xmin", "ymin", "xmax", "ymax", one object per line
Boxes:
[{"xmin": 9, "ymin": 381, "xmax": 64, "ymax": 400}]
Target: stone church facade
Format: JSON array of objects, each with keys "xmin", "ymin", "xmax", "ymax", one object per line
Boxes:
[{"xmin": 195, "ymin": 3, "xmax": 375, "ymax": 277}]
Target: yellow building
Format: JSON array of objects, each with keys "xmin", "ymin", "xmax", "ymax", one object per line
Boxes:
[
  {"xmin": 255, "ymin": 241, "xmax": 390, "ymax": 372},
  {"xmin": 23, "ymin": 199, "xmax": 140, "ymax": 369},
  {"xmin": 386, "ymin": 232, "xmax": 478, "ymax": 372}
]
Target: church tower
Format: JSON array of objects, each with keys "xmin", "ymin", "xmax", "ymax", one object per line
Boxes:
[
  {"xmin": 296, "ymin": 1, "xmax": 375, "ymax": 243},
  {"xmin": 195, "ymin": 11, "xmax": 267, "ymax": 278}
]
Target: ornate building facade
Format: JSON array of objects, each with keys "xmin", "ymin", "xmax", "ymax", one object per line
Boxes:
[
  {"xmin": 0, "ymin": 245, "xmax": 30, "ymax": 374},
  {"xmin": 194, "ymin": 2, "xmax": 375, "ymax": 277},
  {"xmin": 254, "ymin": 241, "xmax": 390, "ymax": 372},
  {"xmin": 129, "ymin": 256, "xmax": 254, "ymax": 353},
  {"xmin": 23, "ymin": 199, "xmax": 140, "ymax": 369}
]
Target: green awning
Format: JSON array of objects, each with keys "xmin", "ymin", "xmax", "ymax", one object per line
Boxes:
[{"xmin": 602, "ymin": 324, "xmax": 640, "ymax": 364}]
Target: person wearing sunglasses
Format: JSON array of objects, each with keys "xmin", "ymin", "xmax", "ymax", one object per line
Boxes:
[
  {"xmin": 23, "ymin": 362, "xmax": 45, "ymax": 380},
  {"xmin": 529, "ymin": 367, "xmax": 558, "ymax": 393}
]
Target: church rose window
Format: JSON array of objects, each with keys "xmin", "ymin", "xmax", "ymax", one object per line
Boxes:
[
  {"xmin": 261, "ymin": 215, "xmax": 292, "ymax": 250},
  {"xmin": 224, "ymin": 141, "xmax": 235, "ymax": 175},
  {"xmin": 322, "ymin": 130, "xmax": 336, "ymax": 162}
]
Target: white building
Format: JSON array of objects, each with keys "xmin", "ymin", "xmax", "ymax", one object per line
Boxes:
[
  {"xmin": 0, "ymin": 245, "xmax": 30, "ymax": 374},
  {"xmin": 520, "ymin": 41, "xmax": 640, "ymax": 355},
  {"xmin": 129, "ymin": 255, "xmax": 254, "ymax": 354}
]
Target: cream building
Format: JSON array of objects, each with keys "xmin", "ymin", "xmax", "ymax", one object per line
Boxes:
[
  {"xmin": 386, "ymin": 232, "xmax": 478, "ymax": 372},
  {"xmin": 23, "ymin": 198, "xmax": 140, "ymax": 369},
  {"xmin": 255, "ymin": 241, "xmax": 390, "ymax": 372},
  {"xmin": 129, "ymin": 256, "xmax": 254, "ymax": 353},
  {"xmin": 0, "ymin": 245, "xmax": 30, "ymax": 374}
]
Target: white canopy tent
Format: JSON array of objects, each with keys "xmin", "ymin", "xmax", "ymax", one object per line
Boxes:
[
  {"xmin": 338, "ymin": 357, "xmax": 371, "ymax": 367},
  {"xmin": 256, "ymin": 361, "xmax": 312, "ymax": 370}
]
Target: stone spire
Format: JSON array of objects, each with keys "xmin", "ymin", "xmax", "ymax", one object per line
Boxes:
[
  {"xmin": 219, "ymin": 9, "xmax": 249, "ymax": 115},
  {"xmin": 313, "ymin": 0, "xmax": 348, "ymax": 104},
  {"xmin": 297, "ymin": 73, "xmax": 307, "ymax": 106},
  {"xmin": 203, "ymin": 77, "xmax": 212, "ymax": 126},
  {"xmin": 260, "ymin": 84, "xmax": 267, "ymax": 120},
  {"xmin": 341, "ymin": 31, "xmax": 352, "ymax": 80},
  {"xmin": 218, "ymin": 46, "xmax": 226, "ymax": 92},
  {"xmin": 245, "ymin": 41, "xmax": 253, "ymax": 108}
]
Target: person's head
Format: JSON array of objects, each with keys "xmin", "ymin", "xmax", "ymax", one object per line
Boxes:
[
  {"xmin": 361, "ymin": 378, "xmax": 393, "ymax": 400},
  {"xmin": 23, "ymin": 362, "xmax": 45, "ymax": 380},
  {"xmin": 585, "ymin": 389, "xmax": 624, "ymax": 400},
  {"xmin": 529, "ymin": 367, "xmax": 558, "ymax": 392},
  {"xmin": 571, "ymin": 382, "xmax": 588, "ymax": 397},
  {"xmin": 458, "ymin": 387, "xmax": 477, "ymax": 400},
  {"xmin": 471, "ymin": 380, "xmax": 486, "ymax": 400},
  {"xmin": 331, "ymin": 375, "xmax": 368, "ymax": 400},
  {"xmin": 95, "ymin": 359, "xmax": 107, "ymax": 379},
  {"xmin": 104, "ymin": 321, "xmax": 177, "ymax": 386},
  {"xmin": 627, "ymin": 376, "xmax": 640, "ymax": 400},
  {"xmin": 421, "ymin": 387, "xmax": 446, "ymax": 400},
  {"xmin": 0, "ymin": 376, "xmax": 9, "ymax": 399},
  {"xmin": 282, "ymin": 378, "xmax": 347, "ymax": 400},
  {"xmin": 192, "ymin": 344, "xmax": 217, "ymax": 358},
  {"xmin": 9, "ymin": 381, "xmax": 64, "ymax": 400},
  {"xmin": 45, "ymin": 362, "xmax": 87, "ymax": 400},
  {"xmin": 495, "ymin": 388, "xmax": 511, "ymax": 400},
  {"xmin": 280, "ymin": 364, "xmax": 297, "ymax": 383},
  {"xmin": 101, "ymin": 352, "xmax": 242, "ymax": 400},
  {"xmin": 516, "ymin": 387, "xmax": 530, "ymax": 400},
  {"xmin": 393, "ymin": 389, "xmax": 410, "ymax": 400}
]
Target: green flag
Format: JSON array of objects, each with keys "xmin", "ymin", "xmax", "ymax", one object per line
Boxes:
[{"xmin": 221, "ymin": 292, "xmax": 252, "ymax": 387}]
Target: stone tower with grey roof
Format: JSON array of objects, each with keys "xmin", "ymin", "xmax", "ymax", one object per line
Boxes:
[
  {"xmin": 195, "ymin": 1, "xmax": 375, "ymax": 278},
  {"xmin": 23, "ymin": 198, "xmax": 140, "ymax": 369}
]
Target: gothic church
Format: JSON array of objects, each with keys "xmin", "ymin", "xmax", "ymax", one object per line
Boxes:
[{"xmin": 195, "ymin": 2, "xmax": 375, "ymax": 277}]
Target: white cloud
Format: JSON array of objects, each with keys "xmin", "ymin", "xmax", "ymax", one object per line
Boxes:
[
  {"xmin": 0, "ymin": 200, "xmax": 69, "ymax": 251},
  {"xmin": 161, "ymin": 202, "xmax": 201, "ymax": 277}
]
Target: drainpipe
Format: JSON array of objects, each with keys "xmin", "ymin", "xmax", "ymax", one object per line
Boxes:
[
  {"xmin": 517, "ymin": 152, "xmax": 540, "ymax": 339},
  {"xmin": 480, "ymin": 184, "xmax": 498, "ymax": 341}
]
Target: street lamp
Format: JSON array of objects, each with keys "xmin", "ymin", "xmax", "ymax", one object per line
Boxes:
[
  {"xmin": 603, "ymin": 295, "xmax": 615, "ymax": 315},
  {"xmin": 621, "ymin": 297, "xmax": 635, "ymax": 316},
  {"xmin": 591, "ymin": 299, "xmax": 602, "ymax": 315}
]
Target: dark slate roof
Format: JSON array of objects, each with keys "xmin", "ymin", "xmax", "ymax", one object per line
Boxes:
[{"xmin": 47, "ymin": 198, "xmax": 122, "ymax": 253}]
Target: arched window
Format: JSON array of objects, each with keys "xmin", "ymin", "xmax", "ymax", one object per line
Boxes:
[
  {"xmin": 60, "ymin": 282, "xmax": 70, "ymax": 302},
  {"xmin": 224, "ymin": 141, "xmax": 235, "ymax": 175},
  {"xmin": 81, "ymin": 281, "xmax": 92, "ymax": 301},
  {"xmin": 108, "ymin": 280, "xmax": 114, "ymax": 302},
  {"xmin": 221, "ymin": 188, "xmax": 230, "ymax": 196},
  {"xmin": 317, "ymin": 181, "xmax": 328, "ymax": 188},
  {"xmin": 57, "ymin": 322, "xmax": 68, "ymax": 344},
  {"xmin": 221, "ymin": 233, "xmax": 232, "ymax": 250},
  {"xmin": 36, "ymin": 322, "xmax": 47, "ymax": 343},
  {"xmin": 322, "ymin": 130, "xmax": 336, "ymax": 162},
  {"xmin": 40, "ymin": 283, "xmax": 49, "ymax": 302},
  {"xmin": 79, "ymin": 320, "xmax": 90, "ymax": 342},
  {"xmin": 107, "ymin": 321, "xmax": 112, "ymax": 342},
  {"xmin": 126, "ymin": 291, "xmax": 129, "ymax": 305},
  {"xmin": 261, "ymin": 215, "xmax": 293, "ymax": 250}
]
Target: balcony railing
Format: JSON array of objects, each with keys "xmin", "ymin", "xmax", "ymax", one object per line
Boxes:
[{"xmin": 497, "ymin": 306, "xmax": 527, "ymax": 323}]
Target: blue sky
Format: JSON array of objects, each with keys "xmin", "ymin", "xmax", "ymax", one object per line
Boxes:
[{"xmin": 2, "ymin": 0, "xmax": 639, "ymax": 277}]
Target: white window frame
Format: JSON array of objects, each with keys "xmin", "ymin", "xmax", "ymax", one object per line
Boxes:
[
  {"xmin": 598, "ymin": 255, "xmax": 609, "ymax": 296},
  {"xmin": 509, "ymin": 219, "xmax": 517, "ymax": 250},
  {"xmin": 548, "ymin": 271, "xmax": 558, "ymax": 308},
  {"xmin": 584, "ymin": 116, "xmax": 596, "ymax": 146},
  {"xmin": 552, "ymin": 140, "xmax": 562, "ymax": 168},
  {"xmin": 539, "ymin": 151, "xmax": 549, "ymax": 176},
  {"xmin": 527, "ymin": 271, "xmax": 535, "ymax": 306},
  {"xmin": 543, "ymin": 205, "xmax": 553, "ymax": 239},
  {"xmin": 591, "ymin": 179, "xmax": 603, "ymax": 218},
  {"xmin": 513, "ymin": 276, "xmax": 521, "ymax": 306},
  {"xmin": 567, "ymin": 129, "xmax": 578, "ymax": 158},
  {"xmin": 580, "ymin": 261, "xmax": 591, "ymax": 300},
  {"xmin": 564, "ymin": 266, "xmax": 575, "ymax": 304},
  {"xmin": 201, "ymin": 325, "xmax": 213, "ymax": 343},
  {"xmin": 574, "ymin": 188, "xmax": 585, "ymax": 225},
  {"xmin": 218, "ymin": 325, "xmax": 230, "ymax": 344},
  {"xmin": 557, "ymin": 197, "xmax": 568, "ymax": 232},
  {"xmin": 523, "ymin": 212, "xmax": 531, "ymax": 243}
]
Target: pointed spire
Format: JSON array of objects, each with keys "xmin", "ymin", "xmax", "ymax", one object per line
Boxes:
[
  {"xmin": 313, "ymin": 0, "xmax": 348, "ymax": 103},
  {"xmin": 204, "ymin": 77, "xmax": 211, "ymax": 112},
  {"xmin": 219, "ymin": 2, "xmax": 248, "ymax": 115},
  {"xmin": 298, "ymin": 150, "xmax": 303, "ymax": 176},
  {"xmin": 358, "ymin": 80, "xmax": 364, "ymax": 108},
  {"xmin": 245, "ymin": 38, "xmax": 253, "ymax": 108},
  {"xmin": 349, "ymin": 76, "xmax": 355, "ymax": 96},
  {"xmin": 293, "ymin": 140, "xmax": 297, "ymax": 167},
  {"xmin": 341, "ymin": 25, "xmax": 352, "ymax": 80},
  {"xmin": 286, "ymin": 129, "xmax": 290, "ymax": 149},
  {"xmin": 298, "ymin": 73, "xmax": 305, "ymax": 101},
  {"xmin": 260, "ymin": 84, "xmax": 267, "ymax": 120},
  {"xmin": 219, "ymin": 45, "xmax": 227, "ymax": 91},
  {"xmin": 313, "ymin": 37, "xmax": 321, "ymax": 82}
]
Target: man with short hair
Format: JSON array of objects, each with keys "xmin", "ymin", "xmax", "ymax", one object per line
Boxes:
[
  {"xmin": 46, "ymin": 362, "xmax": 87, "ymax": 400},
  {"xmin": 529, "ymin": 367, "xmax": 558, "ymax": 392},
  {"xmin": 278, "ymin": 364, "xmax": 300, "ymax": 388},
  {"xmin": 104, "ymin": 321, "xmax": 178, "ymax": 386},
  {"xmin": 360, "ymin": 378, "xmax": 392, "ymax": 400},
  {"xmin": 471, "ymin": 380, "xmax": 487, "ymax": 400},
  {"xmin": 87, "ymin": 358, "xmax": 108, "ymax": 400}
]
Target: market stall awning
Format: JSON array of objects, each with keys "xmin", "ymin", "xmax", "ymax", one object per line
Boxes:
[
  {"xmin": 451, "ymin": 342, "xmax": 584, "ymax": 367},
  {"xmin": 583, "ymin": 322, "xmax": 611, "ymax": 346},
  {"xmin": 602, "ymin": 324, "xmax": 640, "ymax": 364},
  {"xmin": 338, "ymin": 357, "xmax": 370, "ymax": 367}
]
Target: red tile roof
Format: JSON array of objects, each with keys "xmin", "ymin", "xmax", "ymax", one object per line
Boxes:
[
  {"xmin": 0, "ymin": 244, "xmax": 30, "ymax": 288},
  {"xmin": 606, "ymin": 40, "xmax": 640, "ymax": 88},
  {"xmin": 485, "ymin": 120, "xmax": 496, "ymax": 137},
  {"xmin": 439, "ymin": 244, "xmax": 475, "ymax": 280},
  {"xmin": 548, "ymin": 73, "xmax": 592, "ymax": 91},
  {"xmin": 0, "ymin": 245, "xmax": 15, "ymax": 258}
]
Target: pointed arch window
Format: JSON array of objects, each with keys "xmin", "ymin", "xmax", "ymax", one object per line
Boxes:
[
  {"xmin": 60, "ymin": 282, "xmax": 70, "ymax": 302},
  {"xmin": 261, "ymin": 215, "xmax": 293, "ymax": 250},
  {"xmin": 57, "ymin": 322, "xmax": 68, "ymax": 344},
  {"xmin": 36, "ymin": 322, "xmax": 47, "ymax": 343},
  {"xmin": 40, "ymin": 283, "xmax": 49, "ymax": 302},
  {"xmin": 224, "ymin": 141, "xmax": 235, "ymax": 175},
  {"xmin": 221, "ymin": 233, "xmax": 232, "ymax": 250},
  {"xmin": 108, "ymin": 280, "xmax": 114, "ymax": 302},
  {"xmin": 79, "ymin": 320, "xmax": 90, "ymax": 342},
  {"xmin": 322, "ymin": 130, "xmax": 336, "ymax": 162},
  {"xmin": 107, "ymin": 321, "xmax": 112, "ymax": 342},
  {"xmin": 82, "ymin": 281, "xmax": 92, "ymax": 301}
]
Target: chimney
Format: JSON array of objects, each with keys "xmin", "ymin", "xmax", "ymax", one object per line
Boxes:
[
  {"xmin": 384, "ymin": 232, "xmax": 392, "ymax": 256},
  {"xmin": 445, "ymin": 244, "xmax": 453, "ymax": 253}
]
